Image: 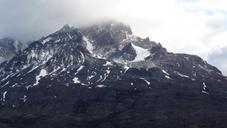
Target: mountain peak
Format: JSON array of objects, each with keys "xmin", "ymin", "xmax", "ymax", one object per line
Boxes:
[
  {"xmin": 98, "ymin": 21, "xmax": 132, "ymax": 34},
  {"xmin": 59, "ymin": 24, "xmax": 75, "ymax": 32},
  {"xmin": 80, "ymin": 21, "xmax": 132, "ymax": 38}
]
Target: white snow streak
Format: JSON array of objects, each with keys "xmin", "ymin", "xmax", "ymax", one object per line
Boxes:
[
  {"xmin": 75, "ymin": 66, "xmax": 84, "ymax": 75},
  {"xmin": 41, "ymin": 37, "xmax": 52, "ymax": 44},
  {"xmin": 124, "ymin": 65, "xmax": 130, "ymax": 73},
  {"xmin": 34, "ymin": 69, "xmax": 48, "ymax": 86},
  {"xmin": 202, "ymin": 82, "xmax": 209, "ymax": 95},
  {"xmin": 175, "ymin": 71, "xmax": 190, "ymax": 78},
  {"xmin": 97, "ymin": 85, "xmax": 106, "ymax": 88},
  {"xmin": 162, "ymin": 70, "xmax": 170, "ymax": 76},
  {"xmin": 83, "ymin": 37, "xmax": 94, "ymax": 53},
  {"xmin": 73, "ymin": 77, "xmax": 81, "ymax": 84},
  {"xmin": 104, "ymin": 61, "xmax": 113, "ymax": 66},
  {"xmin": 139, "ymin": 78, "xmax": 151, "ymax": 85},
  {"xmin": 131, "ymin": 43, "xmax": 150, "ymax": 62},
  {"xmin": 165, "ymin": 75, "xmax": 171, "ymax": 79},
  {"xmin": 2, "ymin": 91, "xmax": 7, "ymax": 102}
]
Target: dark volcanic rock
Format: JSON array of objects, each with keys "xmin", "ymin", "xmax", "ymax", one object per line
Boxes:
[{"xmin": 0, "ymin": 22, "xmax": 227, "ymax": 128}]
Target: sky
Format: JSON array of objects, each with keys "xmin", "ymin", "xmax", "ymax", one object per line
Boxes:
[{"xmin": 0, "ymin": 0, "xmax": 227, "ymax": 75}]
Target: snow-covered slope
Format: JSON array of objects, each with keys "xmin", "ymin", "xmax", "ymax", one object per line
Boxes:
[{"xmin": 130, "ymin": 43, "xmax": 150, "ymax": 62}]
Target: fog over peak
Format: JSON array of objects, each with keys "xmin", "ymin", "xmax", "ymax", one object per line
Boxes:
[{"xmin": 0, "ymin": 0, "xmax": 227, "ymax": 75}]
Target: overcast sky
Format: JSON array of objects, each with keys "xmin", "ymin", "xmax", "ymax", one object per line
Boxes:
[{"xmin": 0, "ymin": 0, "xmax": 227, "ymax": 75}]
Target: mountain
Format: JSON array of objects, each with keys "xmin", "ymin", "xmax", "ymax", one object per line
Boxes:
[
  {"xmin": 0, "ymin": 21, "xmax": 227, "ymax": 128},
  {"xmin": 0, "ymin": 38, "xmax": 24, "ymax": 63}
]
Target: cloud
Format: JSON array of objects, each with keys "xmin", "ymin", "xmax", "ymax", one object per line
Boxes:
[
  {"xmin": 208, "ymin": 47, "xmax": 227, "ymax": 75},
  {"xmin": 0, "ymin": 0, "xmax": 121, "ymax": 41},
  {"xmin": 0, "ymin": 0, "xmax": 227, "ymax": 75}
]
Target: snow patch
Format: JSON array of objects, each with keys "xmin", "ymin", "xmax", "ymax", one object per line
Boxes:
[
  {"xmin": 75, "ymin": 65, "xmax": 84, "ymax": 75},
  {"xmin": 2, "ymin": 75, "xmax": 10, "ymax": 82},
  {"xmin": 2, "ymin": 91, "xmax": 7, "ymax": 102},
  {"xmin": 97, "ymin": 84, "xmax": 106, "ymax": 88},
  {"xmin": 202, "ymin": 91, "xmax": 209, "ymax": 95},
  {"xmin": 11, "ymin": 83, "xmax": 18, "ymax": 87},
  {"xmin": 139, "ymin": 78, "xmax": 151, "ymax": 85},
  {"xmin": 184, "ymin": 56, "xmax": 189, "ymax": 61},
  {"xmin": 106, "ymin": 68, "xmax": 111, "ymax": 74},
  {"xmin": 25, "ymin": 85, "xmax": 33, "ymax": 90},
  {"xmin": 34, "ymin": 69, "xmax": 48, "ymax": 86},
  {"xmin": 2, "ymin": 81, "xmax": 9, "ymax": 88},
  {"xmin": 202, "ymin": 82, "xmax": 209, "ymax": 95},
  {"xmin": 41, "ymin": 37, "xmax": 52, "ymax": 44},
  {"xmin": 67, "ymin": 33, "xmax": 72, "ymax": 39},
  {"xmin": 104, "ymin": 61, "xmax": 113, "ymax": 66},
  {"xmin": 131, "ymin": 43, "xmax": 150, "ymax": 62},
  {"xmin": 162, "ymin": 70, "xmax": 170, "ymax": 76},
  {"xmin": 198, "ymin": 64, "xmax": 213, "ymax": 73},
  {"xmin": 79, "ymin": 52, "xmax": 85, "ymax": 63},
  {"xmin": 88, "ymin": 71, "xmax": 97, "ymax": 80},
  {"xmin": 175, "ymin": 71, "xmax": 190, "ymax": 78},
  {"xmin": 49, "ymin": 66, "xmax": 61, "ymax": 75},
  {"xmin": 96, "ymin": 75, "xmax": 103, "ymax": 82},
  {"xmin": 61, "ymin": 68, "xmax": 67, "ymax": 72},
  {"xmin": 165, "ymin": 75, "xmax": 171, "ymax": 79},
  {"xmin": 20, "ymin": 95, "xmax": 27, "ymax": 102},
  {"xmin": 73, "ymin": 77, "xmax": 81, "ymax": 84},
  {"xmin": 162, "ymin": 70, "xmax": 171, "ymax": 79},
  {"xmin": 27, "ymin": 66, "xmax": 39, "ymax": 74},
  {"xmin": 124, "ymin": 65, "xmax": 130, "ymax": 73},
  {"xmin": 125, "ymin": 33, "xmax": 139, "ymax": 42},
  {"xmin": 83, "ymin": 37, "xmax": 94, "ymax": 53},
  {"xmin": 101, "ymin": 74, "xmax": 108, "ymax": 82},
  {"xmin": 203, "ymin": 82, "xmax": 207, "ymax": 90},
  {"xmin": 54, "ymin": 39, "xmax": 61, "ymax": 43}
]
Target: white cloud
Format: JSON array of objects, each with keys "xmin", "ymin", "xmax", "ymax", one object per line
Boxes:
[
  {"xmin": 109, "ymin": 0, "xmax": 227, "ymax": 56},
  {"xmin": 0, "ymin": 0, "xmax": 227, "ymax": 74},
  {"xmin": 108, "ymin": 0, "xmax": 227, "ymax": 75},
  {"xmin": 180, "ymin": 0, "xmax": 227, "ymax": 13},
  {"xmin": 208, "ymin": 46, "xmax": 227, "ymax": 75}
]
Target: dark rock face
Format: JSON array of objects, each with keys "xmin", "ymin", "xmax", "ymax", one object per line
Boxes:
[
  {"xmin": 120, "ymin": 43, "xmax": 137, "ymax": 61},
  {"xmin": 108, "ymin": 42, "xmax": 137, "ymax": 61},
  {"xmin": 0, "ymin": 21, "xmax": 227, "ymax": 128}
]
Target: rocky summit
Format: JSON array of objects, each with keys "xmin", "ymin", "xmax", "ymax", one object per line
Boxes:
[{"xmin": 0, "ymin": 21, "xmax": 227, "ymax": 128}]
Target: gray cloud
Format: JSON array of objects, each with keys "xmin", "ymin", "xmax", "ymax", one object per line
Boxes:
[
  {"xmin": 1, "ymin": 0, "xmax": 63, "ymax": 41},
  {"xmin": 208, "ymin": 47, "xmax": 227, "ymax": 76},
  {"xmin": 0, "ymin": 0, "xmax": 119, "ymax": 41}
]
